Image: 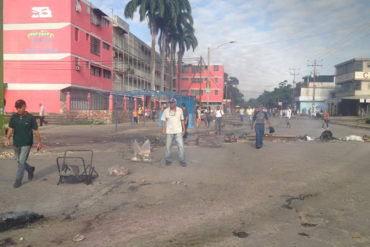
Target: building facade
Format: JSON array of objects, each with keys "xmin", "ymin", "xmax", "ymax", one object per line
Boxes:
[
  {"xmin": 176, "ymin": 64, "xmax": 224, "ymax": 107},
  {"xmin": 4, "ymin": 0, "xmax": 169, "ymax": 114},
  {"xmin": 112, "ymin": 15, "xmax": 168, "ymax": 93},
  {"xmin": 295, "ymin": 75, "xmax": 335, "ymax": 115},
  {"xmin": 333, "ymin": 58, "xmax": 370, "ymax": 116}
]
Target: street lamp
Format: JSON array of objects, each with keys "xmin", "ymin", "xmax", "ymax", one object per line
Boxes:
[{"xmin": 207, "ymin": 41, "xmax": 236, "ymax": 107}]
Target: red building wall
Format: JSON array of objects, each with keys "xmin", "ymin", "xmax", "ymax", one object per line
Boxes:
[
  {"xmin": 4, "ymin": 0, "xmax": 113, "ymax": 113},
  {"xmin": 176, "ymin": 64, "xmax": 224, "ymax": 104}
]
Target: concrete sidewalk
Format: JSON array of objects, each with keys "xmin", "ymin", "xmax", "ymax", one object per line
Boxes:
[{"xmin": 329, "ymin": 116, "xmax": 370, "ymax": 130}]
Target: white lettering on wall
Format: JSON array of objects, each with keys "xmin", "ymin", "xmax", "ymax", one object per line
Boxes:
[{"xmin": 32, "ymin": 7, "xmax": 52, "ymax": 18}]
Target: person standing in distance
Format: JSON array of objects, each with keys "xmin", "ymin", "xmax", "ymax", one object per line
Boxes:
[
  {"xmin": 285, "ymin": 106, "xmax": 292, "ymax": 128},
  {"xmin": 5, "ymin": 99, "xmax": 42, "ymax": 188},
  {"xmin": 39, "ymin": 103, "xmax": 45, "ymax": 126},
  {"xmin": 251, "ymin": 105, "xmax": 271, "ymax": 149},
  {"xmin": 181, "ymin": 103, "xmax": 189, "ymax": 138},
  {"xmin": 161, "ymin": 98, "xmax": 186, "ymax": 166},
  {"xmin": 214, "ymin": 106, "xmax": 224, "ymax": 135}
]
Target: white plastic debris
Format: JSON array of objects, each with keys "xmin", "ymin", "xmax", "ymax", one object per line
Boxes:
[
  {"xmin": 343, "ymin": 135, "xmax": 364, "ymax": 142},
  {"xmin": 132, "ymin": 139, "xmax": 152, "ymax": 162},
  {"xmin": 108, "ymin": 166, "xmax": 129, "ymax": 176}
]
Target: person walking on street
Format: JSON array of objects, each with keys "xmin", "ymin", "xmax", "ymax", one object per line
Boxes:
[
  {"xmin": 181, "ymin": 103, "xmax": 189, "ymax": 138},
  {"xmin": 246, "ymin": 106, "xmax": 254, "ymax": 126},
  {"xmin": 39, "ymin": 103, "xmax": 45, "ymax": 126},
  {"xmin": 286, "ymin": 106, "xmax": 292, "ymax": 128},
  {"xmin": 161, "ymin": 98, "xmax": 186, "ymax": 166},
  {"xmin": 5, "ymin": 99, "xmax": 42, "ymax": 188},
  {"xmin": 239, "ymin": 107, "xmax": 245, "ymax": 122},
  {"xmin": 251, "ymin": 105, "xmax": 272, "ymax": 149},
  {"xmin": 196, "ymin": 106, "xmax": 201, "ymax": 128},
  {"xmin": 322, "ymin": 110, "xmax": 329, "ymax": 129},
  {"xmin": 205, "ymin": 106, "xmax": 212, "ymax": 128},
  {"xmin": 152, "ymin": 107, "xmax": 156, "ymax": 121},
  {"xmin": 215, "ymin": 106, "xmax": 224, "ymax": 135}
]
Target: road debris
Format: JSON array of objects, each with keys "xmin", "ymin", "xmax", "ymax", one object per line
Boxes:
[
  {"xmin": 72, "ymin": 233, "xmax": 85, "ymax": 242},
  {"xmin": 320, "ymin": 130, "xmax": 335, "ymax": 141},
  {"xmin": 298, "ymin": 135, "xmax": 313, "ymax": 141},
  {"xmin": 0, "ymin": 211, "xmax": 44, "ymax": 232},
  {"xmin": 343, "ymin": 135, "xmax": 364, "ymax": 142},
  {"xmin": 108, "ymin": 166, "xmax": 129, "ymax": 176},
  {"xmin": 132, "ymin": 139, "xmax": 151, "ymax": 162},
  {"xmin": 351, "ymin": 232, "xmax": 360, "ymax": 238},
  {"xmin": 232, "ymin": 231, "xmax": 249, "ymax": 238},
  {"xmin": 0, "ymin": 151, "xmax": 14, "ymax": 159}
]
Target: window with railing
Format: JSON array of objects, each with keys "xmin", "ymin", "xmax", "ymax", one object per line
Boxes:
[
  {"xmin": 191, "ymin": 78, "xmax": 203, "ymax": 83},
  {"xmin": 103, "ymin": 69, "xmax": 111, "ymax": 79},
  {"xmin": 213, "ymin": 65, "xmax": 219, "ymax": 71},
  {"xmin": 90, "ymin": 36, "xmax": 100, "ymax": 56},
  {"xmin": 90, "ymin": 65, "xmax": 101, "ymax": 77}
]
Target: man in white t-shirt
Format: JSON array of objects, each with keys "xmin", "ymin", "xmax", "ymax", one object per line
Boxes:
[
  {"xmin": 39, "ymin": 103, "xmax": 45, "ymax": 126},
  {"xmin": 285, "ymin": 106, "xmax": 292, "ymax": 128},
  {"xmin": 161, "ymin": 98, "xmax": 186, "ymax": 166},
  {"xmin": 214, "ymin": 106, "xmax": 224, "ymax": 135},
  {"xmin": 239, "ymin": 107, "xmax": 245, "ymax": 122}
]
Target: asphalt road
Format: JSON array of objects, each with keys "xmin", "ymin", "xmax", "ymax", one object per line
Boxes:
[{"xmin": 1, "ymin": 116, "xmax": 369, "ymax": 246}]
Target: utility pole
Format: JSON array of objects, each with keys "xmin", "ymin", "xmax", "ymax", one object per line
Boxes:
[
  {"xmin": 0, "ymin": 0, "xmax": 4, "ymax": 134},
  {"xmin": 307, "ymin": 60, "xmax": 322, "ymax": 116},
  {"xmin": 289, "ymin": 68, "xmax": 299, "ymax": 111}
]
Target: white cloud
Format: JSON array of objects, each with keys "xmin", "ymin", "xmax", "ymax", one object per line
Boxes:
[{"xmin": 91, "ymin": 0, "xmax": 370, "ymax": 99}]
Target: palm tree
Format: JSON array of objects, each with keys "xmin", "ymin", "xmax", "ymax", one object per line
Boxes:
[
  {"xmin": 176, "ymin": 24, "xmax": 197, "ymax": 94},
  {"xmin": 167, "ymin": 2, "xmax": 195, "ymax": 92},
  {"xmin": 124, "ymin": 0, "xmax": 176, "ymax": 91},
  {"xmin": 157, "ymin": 0, "xmax": 193, "ymax": 92}
]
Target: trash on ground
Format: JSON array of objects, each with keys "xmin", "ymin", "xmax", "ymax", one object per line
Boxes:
[
  {"xmin": 224, "ymin": 133, "xmax": 237, "ymax": 143},
  {"xmin": 269, "ymin": 126, "xmax": 275, "ymax": 134},
  {"xmin": 363, "ymin": 135, "xmax": 370, "ymax": 142},
  {"xmin": 238, "ymin": 133, "xmax": 248, "ymax": 139},
  {"xmin": 232, "ymin": 231, "xmax": 249, "ymax": 238},
  {"xmin": 320, "ymin": 130, "xmax": 335, "ymax": 141},
  {"xmin": 0, "ymin": 211, "xmax": 44, "ymax": 232},
  {"xmin": 298, "ymin": 135, "xmax": 313, "ymax": 141},
  {"xmin": 0, "ymin": 152, "xmax": 14, "ymax": 159},
  {"xmin": 132, "ymin": 139, "xmax": 151, "ymax": 162},
  {"xmin": 298, "ymin": 232, "xmax": 310, "ymax": 237},
  {"xmin": 343, "ymin": 135, "xmax": 364, "ymax": 142},
  {"xmin": 72, "ymin": 233, "xmax": 85, "ymax": 242},
  {"xmin": 351, "ymin": 232, "xmax": 360, "ymax": 238},
  {"xmin": 0, "ymin": 238, "xmax": 15, "ymax": 246},
  {"xmin": 108, "ymin": 166, "xmax": 129, "ymax": 176}
]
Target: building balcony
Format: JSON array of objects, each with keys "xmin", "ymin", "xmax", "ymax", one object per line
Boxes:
[{"xmin": 113, "ymin": 61, "xmax": 128, "ymax": 71}]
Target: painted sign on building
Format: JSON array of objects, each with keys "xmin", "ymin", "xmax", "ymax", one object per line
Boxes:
[{"xmin": 31, "ymin": 7, "xmax": 52, "ymax": 18}]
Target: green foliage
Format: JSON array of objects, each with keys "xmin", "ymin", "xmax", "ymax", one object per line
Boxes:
[
  {"xmin": 246, "ymin": 83, "xmax": 293, "ymax": 108},
  {"xmin": 365, "ymin": 118, "xmax": 370, "ymax": 124}
]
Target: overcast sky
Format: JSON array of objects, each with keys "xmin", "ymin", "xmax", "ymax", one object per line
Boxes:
[{"xmin": 91, "ymin": 0, "xmax": 370, "ymax": 99}]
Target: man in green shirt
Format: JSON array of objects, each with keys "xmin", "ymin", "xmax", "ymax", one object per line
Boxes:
[{"xmin": 5, "ymin": 99, "xmax": 42, "ymax": 188}]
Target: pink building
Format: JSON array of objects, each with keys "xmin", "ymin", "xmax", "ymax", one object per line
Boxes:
[
  {"xmin": 4, "ymin": 0, "xmax": 113, "ymax": 113},
  {"xmin": 176, "ymin": 64, "xmax": 224, "ymax": 106}
]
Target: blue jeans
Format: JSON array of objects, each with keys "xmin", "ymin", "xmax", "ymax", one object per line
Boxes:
[
  {"xmin": 255, "ymin": 124, "xmax": 265, "ymax": 147},
  {"xmin": 165, "ymin": 133, "xmax": 185, "ymax": 163},
  {"xmin": 14, "ymin": 146, "xmax": 33, "ymax": 182}
]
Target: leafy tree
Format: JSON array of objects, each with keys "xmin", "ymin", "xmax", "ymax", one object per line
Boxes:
[{"xmin": 125, "ymin": 0, "xmax": 177, "ymax": 90}]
